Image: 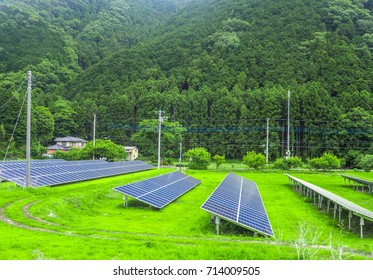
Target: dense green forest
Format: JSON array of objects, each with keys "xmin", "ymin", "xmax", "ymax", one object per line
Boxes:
[{"xmin": 0, "ymin": 0, "xmax": 372, "ymax": 166}]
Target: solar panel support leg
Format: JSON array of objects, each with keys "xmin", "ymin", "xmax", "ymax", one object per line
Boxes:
[
  {"xmin": 123, "ymin": 195, "xmax": 128, "ymax": 207},
  {"xmin": 348, "ymin": 211, "xmax": 352, "ymax": 230},
  {"xmin": 333, "ymin": 203, "xmax": 337, "ymax": 219},
  {"xmin": 215, "ymin": 216, "xmax": 221, "ymax": 236},
  {"xmin": 327, "ymin": 200, "xmax": 330, "ymax": 213},
  {"xmin": 313, "ymin": 192, "xmax": 316, "ymax": 205},
  {"xmin": 360, "ymin": 217, "xmax": 364, "ymax": 239},
  {"xmin": 338, "ymin": 205, "xmax": 342, "ymax": 223},
  {"xmin": 318, "ymin": 195, "xmax": 323, "ymax": 208}
]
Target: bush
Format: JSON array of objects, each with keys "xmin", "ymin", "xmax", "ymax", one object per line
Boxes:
[
  {"xmin": 273, "ymin": 158, "xmax": 290, "ymax": 170},
  {"xmin": 308, "ymin": 152, "xmax": 341, "ymax": 171},
  {"xmin": 185, "ymin": 147, "xmax": 211, "ymax": 169},
  {"xmin": 273, "ymin": 156, "xmax": 303, "ymax": 170},
  {"xmin": 52, "ymin": 150, "xmax": 68, "ymax": 160},
  {"xmin": 358, "ymin": 155, "xmax": 373, "ymax": 172},
  {"xmin": 242, "ymin": 151, "xmax": 266, "ymax": 170},
  {"xmin": 80, "ymin": 139, "xmax": 125, "ymax": 161},
  {"xmin": 344, "ymin": 150, "xmax": 363, "ymax": 168},
  {"xmin": 213, "ymin": 154, "xmax": 225, "ymax": 169},
  {"xmin": 162, "ymin": 157, "xmax": 173, "ymax": 165},
  {"xmin": 288, "ymin": 156, "xmax": 303, "ymax": 168}
]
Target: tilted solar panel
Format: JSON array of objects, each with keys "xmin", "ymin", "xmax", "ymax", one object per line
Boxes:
[
  {"xmin": 114, "ymin": 171, "xmax": 201, "ymax": 209},
  {"xmin": 0, "ymin": 160, "xmax": 154, "ymax": 187},
  {"xmin": 201, "ymin": 172, "xmax": 274, "ymax": 237}
]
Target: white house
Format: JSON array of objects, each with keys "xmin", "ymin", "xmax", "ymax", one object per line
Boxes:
[
  {"xmin": 125, "ymin": 146, "xmax": 138, "ymax": 161},
  {"xmin": 47, "ymin": 136, "xmax": 88, "ymax": 154}
]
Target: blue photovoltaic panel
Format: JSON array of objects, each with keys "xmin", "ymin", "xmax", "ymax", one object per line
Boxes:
[
  {"xmin": 0, "ymin": 160, "xmax": 154, "ymax": 187},
  {"xmin": 201, "ymin": 172, "xmax": 274, "ymax": 237},
  {"xmin": 114, "ymin": 171, "xmax": 201, "ymax": 209}
]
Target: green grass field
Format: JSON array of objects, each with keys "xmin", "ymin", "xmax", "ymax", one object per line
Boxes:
[{"xmin": 0, "ymin": 168, "xmax": 372, "ymax": 260}]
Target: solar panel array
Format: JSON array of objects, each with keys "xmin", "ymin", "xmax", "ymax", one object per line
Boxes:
[
  {"xmin": 0, "ymin": 159, "xmax": 154, "ymax": 187},
  {"xmin": 114, "ymin": 171, "xmax": 201, "ymax": 209},
  {"xmin": 201, "ymin": 172, "xmax": 274, "ymax": 237},
  {"xmin": 286, "ymin": 174, "xmax": 373, "ymax": 222}
]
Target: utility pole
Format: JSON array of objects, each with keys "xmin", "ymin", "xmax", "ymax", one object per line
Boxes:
[
  {"xmin": 157, "ymin": 110, "xmax": 165, "ymax": 170},
  {"xmin": 26, "ymin": 71, "xmax": 31, "ymax": 187},
  {"xmin": 93, "ymin": 113, "xmax": 96, "ymax": 160},
  {"xmin": 266, "ymin": 118, "xmax": 269, "ymax": 165},
  {"xmin": 286, "ymin": 90, "xmax": 291, "ymax": 159}
]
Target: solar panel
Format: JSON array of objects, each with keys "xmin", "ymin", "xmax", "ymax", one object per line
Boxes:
[
  {"xmin": 201, "ymin": 172, "xmax": 274, "ymax": 237},
  {"xmin": 286, "ymin": 174, "xmax": 373, "ymax": 238},
  {"xmin": 114, "ymin": 171, "xmax": 201, "ymax": 209},
  {"xmin": 0, "ymin": 160, "xmax": 154, "ymax": 187}
]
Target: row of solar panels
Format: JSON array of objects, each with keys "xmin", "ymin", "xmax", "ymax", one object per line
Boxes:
[
  {"xmin": 0, "ymin": 159, "xmax": 154, "ymax": 187},
  {"xmin": 0, "ymin": 159, "xmax": 273, "ymax": 237},
  {"xmin": 114, "ymin": 171, "xmax": 274, "ymax": 237}
]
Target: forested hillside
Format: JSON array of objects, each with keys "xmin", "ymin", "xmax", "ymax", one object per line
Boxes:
[
  {"xmin": 0, "ymin": 0, "xmax": 189, "ymax": 155},
  {"xmin": 1, "ymin": 0, "xmax": 372, "ymax": 165}
]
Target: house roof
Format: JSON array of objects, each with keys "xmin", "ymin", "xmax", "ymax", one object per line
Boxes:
[
  {"xmin": 54, "ymin": 136, "xmax": 88, "ymax": 143},
  {"xmin": 125, "ymin": 146, "xmax": 137, "ymax": 150},
  {"xmin": 47, "ymin": 144, "xmax": 69, "ymax": 151}
]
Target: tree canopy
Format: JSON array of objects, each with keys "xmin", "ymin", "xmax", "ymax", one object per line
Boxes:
[{"xmin": 0, "ymin": 0, "xmax": 372, "ymax": 166}]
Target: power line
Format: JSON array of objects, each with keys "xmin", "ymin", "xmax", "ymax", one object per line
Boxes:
[
  {"xmin": 0, "ymin": 78, "xmax": 27, "ymax": 112},
  {"xmin": 1, "ymin": 84, "xmax": 28, "ymax": 166}
]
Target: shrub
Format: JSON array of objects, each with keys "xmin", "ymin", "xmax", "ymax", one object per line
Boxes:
[
  {"xmin": 242, "ymin": 151, "xmax": 266, "ymax": 170},
  {"xmin": 273, "ymin": 158, "xmax": 290, "ymax": 170},
  {"xmin": 308, "ymin": 152, "xmax": 341, "ymax": 171},
  {"xmin": 213, "ymin": 154, "xmax": 225, "ymax": 169},
  {"xmin": 52, "ymin": 150, "xmax": 68, "ymax": 160},
  {"xmin": 287, "ymin": 156, "xmax": 303, "ymax": 168},
  {"xmin": 273, "ymin": 156, "xmax": 303, "ymax": 170},
  {"xmin": 358, "ymin": 155, "xmax": 373, "ymax": 172},
  {"xmin": 344, "ymin": 150, "xmax": 363, "ymax": 168},
  {"xmin": 185, "ymin": 147, "xmax": 211, "ymax": 169},
  {"xmin": 80, "ymin": 139, "xmax": 125, "ymax": 161},
  {"xmin": 162, "ymin": 157, "xmax": 173, "ymax": 165}
]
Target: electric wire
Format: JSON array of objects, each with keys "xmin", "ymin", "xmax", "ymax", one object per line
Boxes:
[
  {"xmin": 1, "ymin": 86, "xmax": 28, "ymax": 170},
  {"xmin": 0, "ymin": 78, "xmax": 27, "ymax": 112}
]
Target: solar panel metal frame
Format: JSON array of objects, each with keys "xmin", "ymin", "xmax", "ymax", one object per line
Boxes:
[
  {"xmin": 201, "ymin": 172, "xmax": 274, "ymax": 237},
  {"xmin": 286, "ymin": 174, "xmax": 373, "ymax": 222},
  {"xmin": 341, "ymin": 174, "xmax": 373, "ymax": 186},
  {"xmin": 113, "ymin": 171, "xmax": 201, "ymax": 209},
  {"xmin": 0, "ymin": 160, "xmax": 154, "ymax": 187},
  {"xmin": 341, "ymin": 174, "xmax": 373, "ymax": 194}
]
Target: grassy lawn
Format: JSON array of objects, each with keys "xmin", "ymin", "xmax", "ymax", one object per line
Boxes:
[{"xmin": 0, "ymin": 168, "xmax": 372, "ymax": 260}]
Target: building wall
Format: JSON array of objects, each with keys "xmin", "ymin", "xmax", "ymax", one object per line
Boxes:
[
  {"xmin": 56, "ymin": 141, "xmax": 86, "ymax": 148},
  {"xmin": 125, "ymin": 147, "xmax": 138, "ymax": 160}
]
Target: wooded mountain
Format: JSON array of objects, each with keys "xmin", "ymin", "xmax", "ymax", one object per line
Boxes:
[{"xmin": 0, "ymin": 0, "xmax": 372, "ymax": 164}]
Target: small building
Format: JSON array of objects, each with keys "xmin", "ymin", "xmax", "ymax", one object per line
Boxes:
[
  {"xmin": 47, "ymin": 136, "xmax": 88, "ymax": 154},
  {"xmin": 54, "ymin": 136, "xmax": 88, "ymax": 149},
  {"xmin": 125, "ymin": 146, "xmax": 138, "ymax": 161},
  {"xmin": 46, "ymin": 144, "xmax": 70, "ymax": 155}
]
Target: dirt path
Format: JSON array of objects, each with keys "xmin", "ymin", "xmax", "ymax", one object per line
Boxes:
[
  {"xmin": 0, "ymin": 201, "xmax": 115, "ymax": 239},
  {"xmin": 22, "ymin": 201, "xmax": 61, "ymax": 226}
]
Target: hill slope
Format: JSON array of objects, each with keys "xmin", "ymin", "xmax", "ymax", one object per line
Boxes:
[
  {"xmin": 0, "ymin": 0, "xmax": 189, "ymax": 72},
  {"xmin": 62, "ymin": 0, "xmax": 373, "ymax": 159},
  {"xmin": 0, "ymin": 0, "xmax": 372, "ymax": 162}
]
